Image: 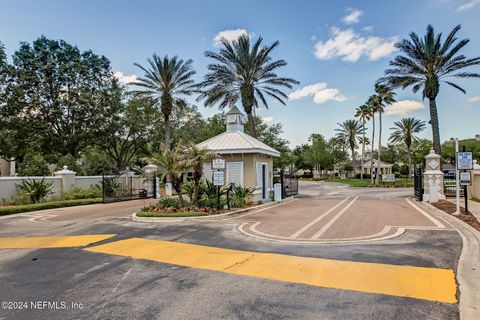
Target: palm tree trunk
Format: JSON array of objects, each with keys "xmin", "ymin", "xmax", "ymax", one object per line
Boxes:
[
  {"xmin": 361, "ymin": 120, "xmax": 366, "ymax": 180},
  {"xmin": 370, "ymin": 116, "xmax": 375, "ymax": 184},
  {"xmin": 246, "ymin": 111, "xmax": 257, "ymax": 137},
  {"xmin": 428, "ymin": 98, "xmax": 441, "ymax": 156},
  {"xmin": 375, "ymin": 113, "xmax": 382, "ymax": 185},
  {"xmin": 407, "ymin": 146, "xmax": 412, "ymax": 179}
]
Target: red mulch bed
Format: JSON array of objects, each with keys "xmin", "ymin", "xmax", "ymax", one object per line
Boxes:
[{"xmin": 431, "ymin": 200, "xmax": 480, "ymax": 232}]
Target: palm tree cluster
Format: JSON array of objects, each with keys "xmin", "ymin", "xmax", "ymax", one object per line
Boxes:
[
  {"xmin": 132, "ymin": 34, "xmax": 298, "ymax": 146},
  {"xmin": 378, "ymin": 24, "xmax": 480, "ymax": 156}
]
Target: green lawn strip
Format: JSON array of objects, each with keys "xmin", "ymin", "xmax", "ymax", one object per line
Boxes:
[
  {"xmin": 326, "ymin": 178, "xmax": 413, "ymax": 188},
  {"xmin": 0, "ymin": 198, "xmax": 102, "ymax": 216},
  {"xmin": 136, "ymin": 211, "xmax": 214, "ymax": 218}
]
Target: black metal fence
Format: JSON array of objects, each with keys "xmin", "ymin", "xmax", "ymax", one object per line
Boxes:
[
  {"xmin": 414, "ymin": 167, "xmax": 423, "ymax": 201},
  {"xmin": 101, "ymin": 173, "xmax": 156, "ymax": 203}
]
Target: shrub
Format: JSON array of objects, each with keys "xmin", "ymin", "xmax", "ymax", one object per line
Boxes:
[
  {"xmin": 355, "ymin": 173, "xmax": 371, "ymax": 179},
  {"xmin": 17, "ymin": 152, "xmax": 50, "ymax": 176},
  {"xmin": 157, "ymin": 197, "xmax": 183, "ymax": 208},
  {"xmin": 0, "ymin": 199, "xmax": 102, "ymax": 216},
  {"xmin": 182, "ymin": 181, "xmax": 195, "ymax": 202},
  {"xmin": 96, "ymin": 178, "xmax": 121, "ymax": 197},
  {"xmin": 231, "ymin": 186, "xmax": 255, "ymax": 208},
  {"xmin": 17, "ymin": 178, "xmax": 54, "ymax": 203},
  {"xmin": 63, "ymin": 187, "xmax": 101, "ymax": 200}
]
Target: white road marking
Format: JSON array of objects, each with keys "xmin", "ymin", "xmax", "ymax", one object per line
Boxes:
[
  {"xmin": 405, "ymin": 198, "xmax": 445, "ymax": 228},
  {"xmin": 223, "ymin": 199, "xmax": 298, "ymax": 220},
  {"xmin": 288, "ymin": 197, "xmax": 350, "ymax": 239},
  {"xmin": 310, "ymin": 196, "xmax": 359, "ymax": 239}
]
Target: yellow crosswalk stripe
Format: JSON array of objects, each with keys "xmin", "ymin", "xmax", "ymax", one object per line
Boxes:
[
  {"xmin": 0, "ymin": 234, "xmax": 116, "ymax": 249},
  {"xmin": 85, "ymin": 238, "xmax": 457, "ymax": 303}
]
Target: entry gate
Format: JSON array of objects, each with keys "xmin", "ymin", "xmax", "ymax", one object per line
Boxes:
[
  {"xmin": 280, "ymin": 169, "xmax": 299, "ymax": 198},
  {"xmin": 101, "ymin": 172, "xmax": 156, "ymax": 203},
  {"xmin": 413, "ymin": 166, "xmax": 423, "ymax": 201}
]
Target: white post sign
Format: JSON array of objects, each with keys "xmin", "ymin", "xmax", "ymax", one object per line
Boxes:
[{"xmin": 460, "ymin": 171, "xmax": 471, "ymax": 186}]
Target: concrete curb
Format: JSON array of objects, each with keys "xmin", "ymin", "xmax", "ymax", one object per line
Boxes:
[
  {"xmin": 422, "ymin": 202, "xmax": 480, "ymax": 320},
  {"xmin": 131, "ymin": 197, "xmax": 296, "ymax": 223}
]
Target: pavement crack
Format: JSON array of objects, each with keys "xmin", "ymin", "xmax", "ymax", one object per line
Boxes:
[{"xmin": 223, "ymin": 254, "xmax": 255, "ymax": 271}]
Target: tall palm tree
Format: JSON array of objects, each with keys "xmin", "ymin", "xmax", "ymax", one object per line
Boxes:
[
  {"xmin": 132, "ymin": 54, "xmax": 197, "ymax": 150},
  {"xmin": 184, "ymin": 144, "xmax": 213, "ymax": 203},
  {"xmin": 335, "ymin": 119, "xmax": 364, "ymax": 164},
  {"xmin": 379, "ymin": 24, "xmax": 480, "ymax": 155},
  {"xmin": 374, "ymin": 84, "xmax": 396, "ymax": 185},
  {"xmin": 354, "ymin": 104, "xmax": 371, "ymax": 180},
  {"xmin": 389, "ymin": 117, "xmax": 426, "ymax": 178},
  {"xmin": 367, "ymin": 95, "xmax": 380, "ymax": 183},
  {"xmin": 198, "ymin": 35, "xmax": 299, "ymax": 137}
]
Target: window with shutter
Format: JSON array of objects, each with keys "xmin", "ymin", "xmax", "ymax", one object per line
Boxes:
[
  {"xmin": 226, "ymin": 162, "xmax": 243, "ymax": 187},
  {"xmin": 256, "ymin": 162, "xmax": 263, "ymax": 189}
]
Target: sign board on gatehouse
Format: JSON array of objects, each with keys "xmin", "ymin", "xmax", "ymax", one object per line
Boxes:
[
  {"xmin": 212, "ymin": 158, "xmax": 226, "ymax": 170},
  {"xmin": 456, "ymin": 152, "xmax": 473, "ymax": 170}
]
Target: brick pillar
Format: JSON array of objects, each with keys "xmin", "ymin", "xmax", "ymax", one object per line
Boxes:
[{"xmin": 423, "ymin": 149, "xmax": 445, "ymax": 203}]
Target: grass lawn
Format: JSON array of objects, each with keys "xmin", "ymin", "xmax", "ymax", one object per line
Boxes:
[
  {"xmin": 136, "ymin": 211, "xmax": 213, "ymax": 218},
  {"xmin": 326, "ymin": 178, "xmax": 414, "ymax": 188},
  {"xmin": 0, "ymin": 198, "xmax": 103, "ymax": 216}
]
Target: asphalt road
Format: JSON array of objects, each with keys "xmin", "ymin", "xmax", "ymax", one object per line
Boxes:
[{"xmin": 0, "ymin": 182, "xmax": 462, "ymax": 320}]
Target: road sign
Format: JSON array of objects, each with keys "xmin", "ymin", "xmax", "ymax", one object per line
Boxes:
[
  {"xmin": 212, "ymin": 158, "xmax": 226, "ymax": 170},
  {"xmin": 213, "ymin": 171, "xmax": 225, "ymax": 186},
  {"xmin": 456, "ymin": 152, "xmax": 473, "ymax": 170},
  {"xmin": 460, "ymin": 171, "xmax": 471, "ymax": 186}
]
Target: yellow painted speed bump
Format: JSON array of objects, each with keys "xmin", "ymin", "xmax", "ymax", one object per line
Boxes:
[
  {"xmin": 85, "ymin": 238, "xmax": 457, "ymax": 303},
  {"xmin": 0, "ymin": 234, "xmax": 116, "ymax": 249}
]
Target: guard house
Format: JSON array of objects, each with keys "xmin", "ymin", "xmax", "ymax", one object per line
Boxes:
[{"xmin": 196, "ymin": 106, "xmax": 280, "ymax": 203}]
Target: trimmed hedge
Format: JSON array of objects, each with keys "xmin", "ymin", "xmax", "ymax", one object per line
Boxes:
[
  {"xmin": 136, "ymin": 211, "xmax": 212, "ymax": 218},
  {"xmin": 0, "ymin": 198, "xmax": 102, "ymax": 216}
]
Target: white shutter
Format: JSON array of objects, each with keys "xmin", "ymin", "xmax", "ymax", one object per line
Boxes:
[
  {"xmin": 227, "ymin": 162, "xmax": 243, "ymax": 187},
  {"xmin": 203, "ymin": 163, "xmax": 212, "ymax": 182},
  {"xmin": 256, "ymin": 162, "xmax": 263, "ymax": 189}
]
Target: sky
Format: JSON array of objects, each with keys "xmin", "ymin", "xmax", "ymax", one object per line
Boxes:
[{"xmin": 1, "ymin": 0, "xmax": 480, "ymax": 148}]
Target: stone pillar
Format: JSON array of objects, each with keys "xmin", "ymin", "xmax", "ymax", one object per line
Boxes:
[
  {"xmin": 54, "ymin": 166, "xmax": 76, "ymax": 194},
  {"xmin": 423, "ymin": 149, "xmax": 445, "ymax": 203}
]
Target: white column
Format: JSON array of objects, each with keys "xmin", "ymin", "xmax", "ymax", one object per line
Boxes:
[
  {"xmin": 423, "ymin": 149, "xmax": 445, "ymax": 203},
  {"xmin": 54, "ymin": 166, "xmax": 76, "ymax": 194}
]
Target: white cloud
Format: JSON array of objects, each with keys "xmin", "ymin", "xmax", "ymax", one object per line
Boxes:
[
  {"xmin": 113, "ymin": 71, "xmax": 137, "ymax": 85},
  {"xmin": 342, "ymin": 8, "xmax": 363, "ymax": 24},
  {"xmin": 213, "ymin": 29, "xmax": 249, "ymax": 46},
  {"xmin": 362, "ymin": 25, "xmax": 374, "ymax": 32},
  {"xmin": 468, "ymin": 96, "xmax": 480, "ymax": 103},
  {"xmin": 457, "ymin": 0, "xmax": 480, "ymax": 11},
  {"xmin": 262, "ymin": 116, "xmax": 273, "ymax": 123},
  {"xmin": 288, "ymin": 82, "xmax": 346, "ymax": 104},
  {"xmin": 384, "ymin": 100, "xmax": 425, "ymax": 115},
  {"xmin": 314, "ymin": 27, "xmax": 397, "ymax": 62}
]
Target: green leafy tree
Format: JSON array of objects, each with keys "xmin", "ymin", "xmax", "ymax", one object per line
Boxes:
[
  {"xmin": 132, "ymin": 54, "xmax": 197, "ymax": 150},
  {"xmin": 8, "ymin": 36, "xmax": 119, "ymax": 160},
  {"xmin": 17, "ymin": 151, "xmax": 50, "ymax": 176},
  {"xmin": 304, "ymin": 134, "xmax": 332, "ymax": 177},
  {"xmin": 335, "ymin": 119, "xmax": 364, "ymax": 162},
  {"xmin": 198, "ymin": 35, "xmax": 299, "ymax": 137},
  {"xmin": 412, "ymin": 139, "xmax": 433, "ymax": 166},
  {"xmin": 379, "ymin": 24, "xmax": 480, "ymax": 155},
  {"xmin": 389, "ymin": 117, "xmax": 426, "ymax": 177},
  {"xmin": 354, "ymin": 104, "xmax": 371, "ymax": 179}
]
